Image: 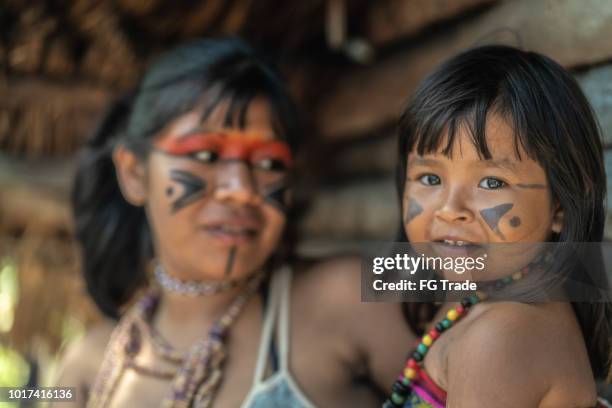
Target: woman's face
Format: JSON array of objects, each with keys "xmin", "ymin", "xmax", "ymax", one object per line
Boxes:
[
  {"xmin": 140, "ymin": 98, "xmax": 291, "ymax": 281},
  {"xmin": 403, "ymin": 115, "xmax": 563, "ymax": 278}
]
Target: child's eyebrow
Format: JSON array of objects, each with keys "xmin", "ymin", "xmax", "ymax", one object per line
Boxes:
[{"xmin": 476, "ymin": 158, "xmax": 519, "ymax": 172}]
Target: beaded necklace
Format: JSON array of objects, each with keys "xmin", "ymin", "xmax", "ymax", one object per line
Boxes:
[
  {"xmin": 154, "ymin": 263, "xmax": 245, "ymax": 296},
  {"xmin": 383, "ymin": 260, "xmax": 541, "ymax": 408},
  {"xmin": 87, "ymin": 270, "xmax": 265, "ymax": 408}
]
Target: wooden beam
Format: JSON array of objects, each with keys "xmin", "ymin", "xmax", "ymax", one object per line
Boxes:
[
  {"xmin": 318, "ymin": 0, "xmax": 612, "ymax": 139},
  {"xmin": 577, "ymin": 65, "xmax": 612, "ymax": 146},
  {"xmin": 0, "ymin": 154, "xmax": 74, "ymax": 234},
  {"xmin": 299, "ymin": 178, "xmax": 400, "ymax": 240},
  {"xmin": 0, "ymin": 77, "xmax": 112, "ymax": 157},
  {"xmin": 367, "ymin": 0, "xmax": 497, "ymax": 46}
]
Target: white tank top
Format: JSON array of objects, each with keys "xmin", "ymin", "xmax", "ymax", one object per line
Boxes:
[{"xmin": 240, "ymin": 266, "xmax": 316, "ymax": 408}]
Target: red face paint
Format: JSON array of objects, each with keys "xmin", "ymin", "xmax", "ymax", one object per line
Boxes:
[{"xmin": 155, "ymin": 130, "xmax": 293, "ymax": 170}]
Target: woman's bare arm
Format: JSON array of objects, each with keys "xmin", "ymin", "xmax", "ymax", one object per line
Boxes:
[
  {"xmin": 51, "ymin": 320, "xmax": 114, "ymax": 407},
  {"xmin": 299, "ymin": 256, "xmax": 418, "ymax": 392}
]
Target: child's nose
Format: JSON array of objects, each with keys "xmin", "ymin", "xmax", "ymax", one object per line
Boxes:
[
  {"xmin": 213, "ymin": 161, "xmax": 258, "ymax": 205},
  {"xmin": 434, "ymin": 186, "xmax": 475, "ymax": 224}
]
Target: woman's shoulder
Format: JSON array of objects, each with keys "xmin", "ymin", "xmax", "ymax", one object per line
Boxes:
[
  {"xmin": 289, "ymin": 254, "xmax": 413, "ymax": 341},
  {"xmin": 291, "ymin": 255, "xmax": 362, "ymax": 312},
  {"xmin": 449, "ymin": 302, "xmax": 596, "ymax": 406},
  {"xmin": 55, "ymin": 318, "xmax": 115, "ymax": 389}
]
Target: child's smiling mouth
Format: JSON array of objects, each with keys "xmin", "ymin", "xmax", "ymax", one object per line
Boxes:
[{"xmin": 428, "ymin": 235, "xmax": 485, "ymax": 257}]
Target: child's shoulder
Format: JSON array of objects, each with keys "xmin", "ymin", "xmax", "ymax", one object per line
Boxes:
[
  {"xmin": 462, "ymin": 302, "xmax": 586, "ymax": 348},
  {"xmin": 450, "ymin": 302, "xmax": 596, "ymax": 406}
]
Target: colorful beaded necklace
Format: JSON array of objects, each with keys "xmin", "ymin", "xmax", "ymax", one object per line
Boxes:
[
  {"xmin": 383, "ymin": 260, "xmax": 539, "ymax": 408},
  {"xmin": 87, "ymin": 270, "xmax": 265, "ymax": 408}
]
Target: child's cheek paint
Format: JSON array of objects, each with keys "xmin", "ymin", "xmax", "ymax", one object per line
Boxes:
[{"xmin": 480, "ymin": 203, "xmax": 514, "ymax": 240}]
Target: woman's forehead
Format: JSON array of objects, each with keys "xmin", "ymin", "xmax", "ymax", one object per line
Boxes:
[
  {"xmin": 160, "ymin": 97, "xmax": 277, "ymax": 141},
  {"xmin": 204, "ymin": 96, "xmax": 275, "ymax": 132}
]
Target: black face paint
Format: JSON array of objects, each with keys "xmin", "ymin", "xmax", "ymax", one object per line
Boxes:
[
  {"xmin": 169, "ymin": 169, "xmax": 207, "ymax": 213},
  {"xmin": 262, "ymin": 179, "xmax": 290, "ymax": 214},
  {"xmin": 516, "ymin": 184, "xmax": 546, "ymax": 189},
  {"xmin": 509, "ymin": 216, "xmax": 521, "ymax": 227},
  {"xmin": 406, "ymin": 198, "xmax": 423, "ymax": 223},
  {"xmin": 480, "ymin": 203, "xmax": 513, "ymax": 240},
  {"xmin": 225, "ymin": 246, "xmax": 237, "ymax": 277}
]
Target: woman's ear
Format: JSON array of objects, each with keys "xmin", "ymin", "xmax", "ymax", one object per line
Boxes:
[
  {"xmin": 113, "ymin": 145, "xmax": 147, "ymax": 206},
  {"xmin": 551, "ymin": 203, "xmax": 564, "ymax": 234}
]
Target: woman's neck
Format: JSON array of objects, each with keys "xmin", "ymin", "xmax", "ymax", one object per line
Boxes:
[{"xmin": 151, "ymin": 284, "xmax": 260, "ymax": 350}]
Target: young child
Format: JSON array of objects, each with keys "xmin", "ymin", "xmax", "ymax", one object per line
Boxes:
[
  {"xmin": 55, "ymin": 37, "xmax": 415, "ymax": 407},
  {"xmin": 385, "ymin": 45, "xmax": 612, "ymax": 407}
]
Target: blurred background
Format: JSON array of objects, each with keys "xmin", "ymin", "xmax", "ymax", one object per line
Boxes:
[{"xmin": 2, "ymin": 0, "xmax": 612, "ymax": 404}]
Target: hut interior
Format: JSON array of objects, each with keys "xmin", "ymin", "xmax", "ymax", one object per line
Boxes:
[{"xmin": 1, "ymin": 0, "xmax": 612, "ymax": 397}]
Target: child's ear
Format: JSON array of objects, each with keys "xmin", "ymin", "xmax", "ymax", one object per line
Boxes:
[
  {"xmin": 551, "ymin": 203, "xmax": 564, "ymax": 234},
  {"xmin": 113, "ymin": 145, "xmax": 147, "ymax": 206}
]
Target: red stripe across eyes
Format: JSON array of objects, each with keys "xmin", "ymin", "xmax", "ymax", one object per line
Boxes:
[
  {"xmin": 219, "ymin": 138, "xmax": 254, "ymax": 160},
  {"xmin": 156, "ymin": 133, "xmax": 223, "ymax": 155},
  {"xmin": 155, "ymin": 132, "xmax": 293, "ymax": 166},
  {"xmin": 250, "ymin": 141, "xmax": 293, "ymax": 168}
]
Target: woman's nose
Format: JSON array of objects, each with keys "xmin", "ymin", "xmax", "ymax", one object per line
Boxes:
[
  {"xmin": 213, "ymin": 161, "xmax": 259, "ymax": 205},
  {"xmin": 434, "ymin": 186, "xmax": 475, "ymax": 224}
]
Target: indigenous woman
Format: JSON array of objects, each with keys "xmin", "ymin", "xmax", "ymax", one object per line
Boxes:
[{"xmin": 56, "ymin": 38, "xmax": 415, "ymax": 407}]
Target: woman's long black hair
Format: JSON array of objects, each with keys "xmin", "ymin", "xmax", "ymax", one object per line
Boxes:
[
  {"xmin": 397, "ymin": 45, "xmax": 611, "ymax": 379},
  {"xmin": 72, "ymin": 37, "xmax": 300, "ymax": 319}
]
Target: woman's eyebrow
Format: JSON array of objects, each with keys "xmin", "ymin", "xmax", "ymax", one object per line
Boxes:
[{"xmin": 177, "ymin": 127, "xmax": 224, "ymax": 139}]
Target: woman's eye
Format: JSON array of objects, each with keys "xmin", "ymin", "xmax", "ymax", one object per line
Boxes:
[
  {"xmin": 479, "ymin": 177, "xmax": 506, "ymax": 189},
  {"xmin": 418, "ymin": 174, "xmax": 441, "ymax": 186},
  {"xmin": 192, "ymin": 150, "xmax": 219, "ymax": 163},
  {"xmin": 253, "ymin": 158, "xmax": 288, "ymax": 172}
]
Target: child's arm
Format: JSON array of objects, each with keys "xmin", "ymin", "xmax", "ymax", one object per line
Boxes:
[{"xmin": 446, "ymin": 303, "xmax": 597, "ymax": 408}]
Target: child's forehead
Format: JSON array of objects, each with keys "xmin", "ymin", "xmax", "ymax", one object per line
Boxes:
[{"xmin": 411, "ymin": 114, "xmax": 526, "ymax": 162}]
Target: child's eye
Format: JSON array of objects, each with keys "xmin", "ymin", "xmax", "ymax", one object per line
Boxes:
[
  {"xmin": 192, "ymin": 150, "xmax": 219, "ymax": 163},
  {"xmin": 479, "ymin": 177, "xmax": 506, "ymax": 189},
  {"xmin": 253, "ymin": 158, "xmax": 288, "ymax": 172},
  {"xmin": 418, "ymin": 174, "xmax": 441, "ymax": 186}
]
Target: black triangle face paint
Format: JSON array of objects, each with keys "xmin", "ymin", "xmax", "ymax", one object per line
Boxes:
[
  {"xmin": 480, "ymin": 203, "xmax": 514, "ymax": 240},
  {"xmin": 406, "ymin": 198, "xmax": 423, "ymax": 223},
  {"xmin": 263, "ymin": 179, "xmax": 289, "ymax": 214},
  {"xmin": 168, "ymin": 169, "xmax": 207, "ymax": 213}
]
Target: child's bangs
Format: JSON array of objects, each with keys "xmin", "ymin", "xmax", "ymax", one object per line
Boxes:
[{"xmin": 408, "ymin": 93, "xmax": 540, "ymax": 163}]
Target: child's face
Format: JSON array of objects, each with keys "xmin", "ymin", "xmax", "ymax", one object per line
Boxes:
[
  {"xmin": 118, "ymin": 97, "xmax": 291, "ymax": 282},
  {"xmin": 403, "ymin": 115, "xmax": 563, "ymax": 249}
]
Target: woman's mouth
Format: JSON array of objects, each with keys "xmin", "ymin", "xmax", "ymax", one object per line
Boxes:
[{"xmin": 202, "ymin": 222, "xmax": 260, "ymax": 245}]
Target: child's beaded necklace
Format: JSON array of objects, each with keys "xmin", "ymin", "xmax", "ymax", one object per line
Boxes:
[{"xmin": 383, "ymin": 260, "xmax": 538, "ymax": 408}]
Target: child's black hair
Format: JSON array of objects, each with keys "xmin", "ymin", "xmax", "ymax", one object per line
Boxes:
[
  {"xmin": 397, "ymin": 45, "xmax": 611, "ymax": 379},
  {"xmin": 72, "ymin": 37, "xmax": 300, "ymax": 319}
]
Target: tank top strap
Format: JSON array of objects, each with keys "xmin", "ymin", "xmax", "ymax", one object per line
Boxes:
[
  {"xmin": 251, "ymin": 268, "xmax": 283, "ymax": 385},
  {"xmin": 277, "ymin": 265, "xmax": 292, "ymax": 372}
]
